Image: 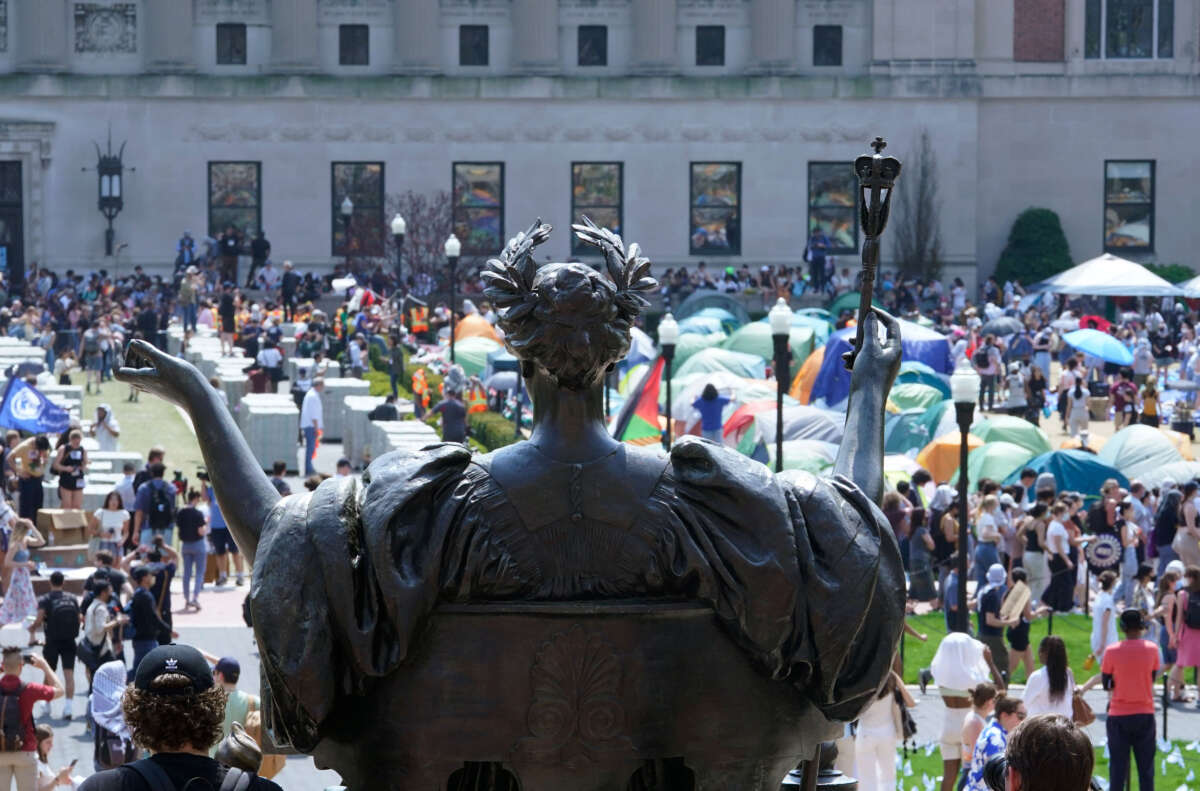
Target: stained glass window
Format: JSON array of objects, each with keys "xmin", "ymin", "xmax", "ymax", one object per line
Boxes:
[
  {"xmin": 331, "ymin": 162, "xmax": 385, "ymax": 256},
  {"xmin": 208, "ymin": 162, "xmax": 260, "ymax": 240},
  {"xmin": 689, "ymin": 163, "xmax": 740, "ymax": 255},
  {"xmin": 807, "ymin": 163, "xmax": 858, "ymax": 254},
  {"xmin": 571, "ymin": 163, "xmax": 622, "ymax": 255},
  {"xmin": 453, "ymin": 162, "xmax": 504, "ymax": 255},
  {"xmin": 1104, "ymin": 160, "xmax": 1153, "ymax": 251}
]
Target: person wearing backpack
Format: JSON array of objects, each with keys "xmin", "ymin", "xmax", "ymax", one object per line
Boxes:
[
  {"xmin": 30, "ymin": 572, "xmax": 79, "ymax": 721},
  {"xmin": 127, "ymin": 567, "xmax": 177, "ymax": 678},
  {"xmin": 78, "ymin": 644, "xmax": 283, "ymax": 791},
  {"xmin": 1168, "ymin": 565, "xmax": 1200, "ymax": 699},
  {"xmin": 131, "ymin": 464, "xmax": 175, "ymax": 547},
  {"xmin": 973, "ymin": 334, "xmax": 1001, "ymax": 412},
  {"xmin": 0, "ymin": 646, "xmax": 63, "ymax": 791}
]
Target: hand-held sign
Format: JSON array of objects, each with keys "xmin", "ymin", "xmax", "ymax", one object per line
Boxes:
[{"xmin": 843, "ymin": 137, "xmax": 902, "ymax": 371}]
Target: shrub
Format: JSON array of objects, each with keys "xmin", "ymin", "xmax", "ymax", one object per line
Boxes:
[
  {"xmin": 1145, "ymin": 263, "xmax": 1196, "ymax": 284},
  {"xmin": 468, "ymin": 411, "xmax": 520, "ymax": 451},
  {"xmin": 994, "ymin": 208, "xmax": 1073, "ymax": 286}
]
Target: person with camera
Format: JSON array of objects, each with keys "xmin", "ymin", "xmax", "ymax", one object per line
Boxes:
[
  {"xmin": 78, "ymin": 645, "xmax": 283, "ymax": 791},
  {"xmin": 0, "ymin": 647, "xmax": 63, "ymax": 791},
  {"xmin": 964, "ymin": 695, "xmax": 1026, "ymax": 791}
]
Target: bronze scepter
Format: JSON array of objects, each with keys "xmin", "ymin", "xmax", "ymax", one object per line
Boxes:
[{"xmin": 843, "ymin": 137, "xmax": 902, "ymax": 370}]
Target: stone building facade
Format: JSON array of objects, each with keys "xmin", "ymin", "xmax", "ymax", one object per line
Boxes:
[{"xmin": 0, "ymin": 0, "xmax": 1195, "ymax": 290}]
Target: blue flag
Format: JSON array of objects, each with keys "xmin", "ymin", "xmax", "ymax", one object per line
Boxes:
[{"xmin": 0, "ymin": 378, "xmax": 70, "ymax": 434}]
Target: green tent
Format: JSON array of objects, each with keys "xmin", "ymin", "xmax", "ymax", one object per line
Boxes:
[
  {"xmin": 1098, "ymin": 424, "xmax": 1184, "ymax": 480},
  {"xmin": 674, "ymin": 347, "xmax": 767, "ymax": 380},
  {"xmin": 895, "ymin": 369, "xmax": 950, "ymax": 399},
  {"xmin": 954, "ymin": 441, "xmax": 1036, "ymax": 487},
  {"xmin": 796, "ymin": 307, "xmax": 833, "ymax": 322},
  {"xmin": 673, "ymin": 332, "xmax": 726, "ymax": 372},
  {"xmin": 885, "ymin": 409, "xmax": 933, "ymax": 456},
  {"xmin": 768, "ymin": 439, "xmax": 837, "ymax": 474},
  {"xmin": 451, "ymin": 336, "xmax": 504, "ymax": 378},
  {"xmin": 828, "ymin": 291, "xmax": 881, "ymax": 319},
  {"xmin": 971, "ymin": 416, "xmax": 1053, "ymax": 456},
  {"xmin": 887, "ymin": 382, "xmax": 944, "ymax": 412},
  {"xmin": 721, "ymin": 323, "xmax": 815, "ymax": 378}
]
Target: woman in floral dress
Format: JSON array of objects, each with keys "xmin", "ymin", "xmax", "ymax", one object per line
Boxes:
[{"xmin": 0, "ymin": 519, "xmax": 45, "ymax": 637}]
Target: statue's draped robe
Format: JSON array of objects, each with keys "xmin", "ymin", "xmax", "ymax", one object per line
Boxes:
[{"xmin": 250, "ymin": 438, "xmax": 904, "ymax": 751}]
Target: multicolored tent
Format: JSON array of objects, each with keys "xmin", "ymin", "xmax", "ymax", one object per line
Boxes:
[
  {"xmin": 916, "ymin": 432, "xmax": 984, "ymax": 484},
  {"xmin": 789, "ymin": 346, "xmax": 826, "ymax": 405},
  {"xmin": 810, "ymin": 319, "xmax": 952, "ymax": 406},
  {"xmin": 674, "ymin": 347, "xmax": 767, "ymax": 380},
  {"xmin": 720, "ymin": 323, "xmax": 815, "ymax": 378},
  {"xmin": 971, "ymin": 416, "xmax": 1053, "ymax": 456},
  {"xmin": 609, "ymin": 357, "xmax": 665, "ymax": 446},
  {"xmin": 723, "ymin": 401, "xmax": 844, "ymax": 456}
]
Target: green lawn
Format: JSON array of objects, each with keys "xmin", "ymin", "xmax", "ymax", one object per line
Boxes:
[
  {"xmin": 81, "ymin": 377, "xmax": 206, "ymax": 479},
  {"xmin": 899, "ymin": 612, "xmax": 1098, "ymax": 686},
  {"xmin": 901, "ymin": 743, "xmax": 1194, "ymax": 790}
]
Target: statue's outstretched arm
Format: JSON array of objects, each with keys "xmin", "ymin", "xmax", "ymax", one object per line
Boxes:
[
  {"xmin": 832, "ymin": 309, "xmax": 901, "ymax": 506},
  {"xmin": 116, "ymin": 339, "xmax": 279, "ymax": 563}
]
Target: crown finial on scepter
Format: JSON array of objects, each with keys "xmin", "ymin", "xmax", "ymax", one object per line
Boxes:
[{"xmin": 870, "ymin": 136, "xmax": 887, "ymax": 154}]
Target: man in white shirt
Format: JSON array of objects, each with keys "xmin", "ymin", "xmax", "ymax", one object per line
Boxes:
[
  {"xmin": 90, "ymin": 404, "xmax": 120, "ymax": 452},
  {"xmin": 256, "ymin": 260, "xmax": 281, "ymax": 291},
  {"xmin": 300, "ymin": 379, "xmax": 324, "ymax": 476},
  {"xmin": 113, "ymin": 462, "xmax": 137, "ymax": 510}
]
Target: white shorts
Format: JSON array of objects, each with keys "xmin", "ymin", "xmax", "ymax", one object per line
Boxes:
[{"xmin": 940, "ymin": 704, "xmax": 972, "ymax": 761}]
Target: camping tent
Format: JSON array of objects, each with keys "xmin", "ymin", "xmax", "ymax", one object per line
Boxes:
[
  {"xmin": 1097, "ymin": 424, "xmax": 1184, "ymax": 480},
  {"xmin": 1135, "ymin": 460, "xmax": 1200, "ymax": 488},
  {"xmin": 887, "ymin": 382, "xmax": 945, "ymax": 412},
  {"xmin": 884, "ymin": 409, "xmax": 933, "ymax": 456},
  {"xmin": 954, "ymin": 442, "xmax": 1037, "ymax": 487},
  {"xmin": 971, "ymin": 416, "xmax": 1053, "ymax": 456},
  {"xmin": 768, "ymin": 439, "xmax": 839, "ymax": 474},
  {"xmin": 721, "ymin": 323, "xmax": 815, "ymax": 378},
  {"xmin": 895, "ymin": 361, "xmax": 950, "ymax": 399},
  {"xmin": 672, "ymin": 332, "xmax": 726, "ymax": 372},
  {"xmin": 723, "ymin": 402, "xmax": 845, "ymax": 446},
  {"xmin": 673, "ymin": 292, "xmax": 751, "ymax": 327},
  {"xmin": 1030, "ymin": 253, "xmax": 1181, "ymax": 297},
  {"xmin": 1179, "ymin": 274, "xmax": 1200, "ymax": 299},
  {"xmin": 829, "ymin": 291, "xmax": 881, "ymax": 318},
  {"xmin": 451, "ymin": 336, "xmax": 504, "ymax": 378},
  {"xmin": 1003, "ymin": 450, "xmax": 1129, "ymax": 494},
  {"xmin": 758, "ymin": 313, "xmax": 833, "ymax": 346},
  {"xmin": 454, "ymin": 313, "xmax": 501, "ymax": 343},
  {"xmin": 674, "ymin": 347, "xmax": 767, "ymax": 380},
  {"xmin": 810, "ymin": 319, "xmax": 952, "ymax": 406},
  {"xmin": 668, "ymin": 371, "xmax": 792, "ymax": 425},
  {"xmin": 789, "ymin": 346, "xmax": 825, "ymax": 405},
  {"xmin": 916, "ymin": 432, "xmax": 984, "ymax": 484}
]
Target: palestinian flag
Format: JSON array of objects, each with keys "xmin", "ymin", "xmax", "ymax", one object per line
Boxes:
[{"xmin": 609, "ymin": 357, "xmax": 664, "ymax": 446}]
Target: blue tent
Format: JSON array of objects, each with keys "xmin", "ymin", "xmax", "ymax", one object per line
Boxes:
[
  {"xmin": 1002, "ymin": 449, "xmax": 1129, "ymax": 496},
  {"xmin": 810, "ymin": 319, "xmax": 953, "ymax": 407},
  {"xmin": 884, "ymin": 409, "xmax": 933, "ymax": 456}
]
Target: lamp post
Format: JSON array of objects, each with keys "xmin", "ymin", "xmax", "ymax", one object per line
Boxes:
[
  {"xmin": 769, "ymin": 298, "xmax": 793, "ymax": 473},
  {"xmin": 340, "ymin": 196, "xmax": 354, "ymax": 270},
  {"xmin": 94, "ymin": 135, "xmax": 126, "ymax": 257},
  {"xmin": 658, "ymin": 313, "xmax": 679, "ymax": 451},
  {"xmin": 950, "ymin": 358, "xmax": 981, "ymax": 633},
  {"xmin": 444, "ymin": 233, "xmax": 462, "ymax": 363},
  {"xmin": 390, "ymin": 213, "xmax": 407, "ymax": 296}
]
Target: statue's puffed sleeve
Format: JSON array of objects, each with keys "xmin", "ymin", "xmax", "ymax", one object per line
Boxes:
[
  {"xmin": 250, "ymin": 443, "xmax": 474, "ymax": 751},
  {"xmin": 667, "ymin": 439, "xmax": 903, "ymax": 724}
]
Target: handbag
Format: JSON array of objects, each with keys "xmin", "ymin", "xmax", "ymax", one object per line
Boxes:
[
  {"xmin": 893, "ymin": 687, "xmax": 917, "ymax": 756},
  {"xmin": 1071, "ymin": 691, "xmax": 1095, "ymax": 726}
]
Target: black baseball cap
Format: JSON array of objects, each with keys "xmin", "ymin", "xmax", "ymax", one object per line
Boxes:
[{"xmin": 134, "ymin": 645, "xmax": 215, "ymax": 696}]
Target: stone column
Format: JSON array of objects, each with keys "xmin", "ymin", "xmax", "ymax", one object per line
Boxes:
[
  {"xmin": 270, "ymin": 0, "xmax": 319, "ymax": 73},
  {"xmin": 511, "ymin": 0, "xmax": 559, "ymax": 73},
  {"xmin": 750, "ymin": 0, "xmax": 795, "ymax": 72},
  {"xmin": 16, "ymin": 0, "xmax": 68, "ymax": 72},
  {"xmin": 1063, "ymin": 0, "xmax": 1087, "ymax": 69},
  {"xmin": 394, "ymin": 0, "xmax": 441, "ymax": 73},
  {"xmin": 631, "ymin": 0, "xmax": 676, "ymax": 74},
  {"xmin": 144, "ymin": 0, "xmax": 196, "ymax": 72}
]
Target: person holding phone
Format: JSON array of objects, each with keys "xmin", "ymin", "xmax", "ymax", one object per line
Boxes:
[
  {"xmin": 33, "ymin": 724, "xmax": 75, "ymax": 789},
  {"xmin": 0, "ymin": 648, "xmax": 63, "ymax": 791}
]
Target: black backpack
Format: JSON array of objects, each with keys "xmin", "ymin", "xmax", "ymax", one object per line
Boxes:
[
  {"xmin": 1186, "ymin": 591, "xmax": 1200, "ymax": 630},
  {"xmin": 45, "ymin": 591, "xmax": 80, "ymax": 641},
  {"xmin": 123, "ymin": 759, "xmax": 253, "ymax": 791},
  {"xmin": 972, "ymin": 347, "xmax": 989, "ymax": 369},
  {"xmin": 0, "ymin": 682, "xmax": 24, "ymax": 751},
  {"xmin": 148, "ymin": 482, "xmax": 175, "ymax": 532}
]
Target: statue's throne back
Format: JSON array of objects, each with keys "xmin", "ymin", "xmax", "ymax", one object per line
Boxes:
[{"xmin": 305, "ymin": 601, "xmax": 837, "ymax": 791}]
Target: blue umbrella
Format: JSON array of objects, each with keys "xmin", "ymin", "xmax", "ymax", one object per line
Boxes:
[{"xmin": 1062, "ymin": 329, "xmax": 1133, "ymax": 366}]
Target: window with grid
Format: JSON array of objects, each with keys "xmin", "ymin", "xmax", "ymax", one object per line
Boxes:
[
  {"xmin": 1085, "ymin": 0, "xmax": 1173, "ymax": 58},
  {"xmin": 332, "ymin": 162, "xmax": 385, "ymax": 256},
  {"xmin": 578, "ymin": 25, "xmax": 607, "ymax": 66},
  {"xmin": 689, "ymin": 163, "xmax": 740, "ymax": 255},
  {"xmin": 1104, "ymin": 160, "xmax": 1154, "ymax": 251},
  {"xmin": 571, "ymin": 163, "xmax": 622, "ymax": 255},
  {"xmin": 453, "ymin": 162, "xmax": 504, "ymax": 255},
  {"xmin": 459, "ymin": 24, "xmax": 489, "ymax": 66},
  {"xmin": 807, "ymin": 163, "xmax": 858, "ymax": 254},
  {"xmin": 339, "ymin": 24, "xmax": 369, "ymax": 66},
  {"xmin": 695, "ymin": 25, "xmax": 725, "ymax": 66},
  {"xmin": 215, "ymin": 23, "xmax": 246, "ymax": 65},
  {"xmin": 208, "ymin": 162, "xmax": 261, "ymax": 240},
  {"xmin": 813, "ymin": 25, "xmax": 842, "ymax": 66}
]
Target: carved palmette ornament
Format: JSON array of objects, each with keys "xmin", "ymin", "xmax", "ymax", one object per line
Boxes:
[{"xmin": 516, "ymin": 625, "xmax": 633, "ymax": 769}]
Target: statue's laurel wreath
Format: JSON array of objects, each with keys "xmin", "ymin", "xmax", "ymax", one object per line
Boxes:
[{"xmin": 481, "ymin": 216, "xmax": 659, "ymax": 328}]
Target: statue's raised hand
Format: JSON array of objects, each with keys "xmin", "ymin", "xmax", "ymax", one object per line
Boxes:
[
  {"xmin": 115, "ymin": 339, "xmax": 207, "ymax": 409},
  {"xmin": 848, "ymin": 308, "xmax": 902, "ymax": 400}
]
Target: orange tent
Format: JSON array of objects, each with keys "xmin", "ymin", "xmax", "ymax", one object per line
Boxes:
[
  {"xmin": 454, "ymin": 313, "xmax": 501, "ymax": 343},
  {"xmin": 916, "ymin": 432, "xmax": 984, "ymax": 484},
  {"xmin": 789, "ymin": 345, "xmax": 825, "ymax": 405}
]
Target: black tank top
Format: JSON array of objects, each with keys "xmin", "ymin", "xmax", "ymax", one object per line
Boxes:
[{"xmin": 1025, "ymin": 520, "xmax": 1043, "ymax": 552}]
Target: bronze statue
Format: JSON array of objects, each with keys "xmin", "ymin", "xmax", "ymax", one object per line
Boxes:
[{"xmin": 117, "ymin": 218, "xmax": 904, "ymax": 791}]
